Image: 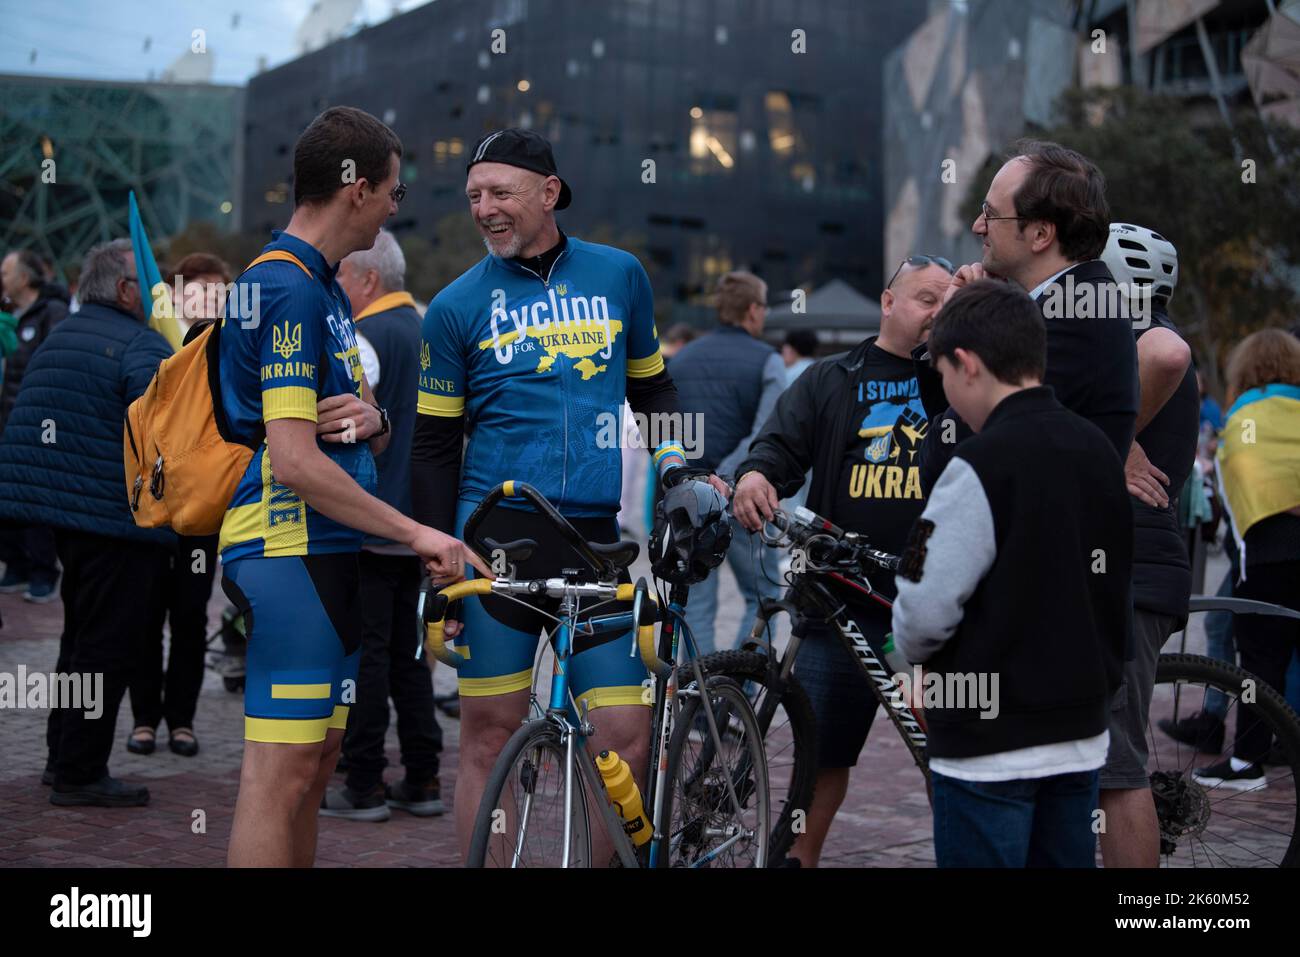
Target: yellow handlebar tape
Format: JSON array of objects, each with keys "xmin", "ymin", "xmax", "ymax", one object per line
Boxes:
[{"xmin": 424, "ymin": 578, "xmax": 494, "ymax": 669}]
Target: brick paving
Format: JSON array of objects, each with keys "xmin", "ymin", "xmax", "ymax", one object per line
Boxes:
[{"xmin": 0, "ymin": 548, "xmax": 1229, "ymax": 868}]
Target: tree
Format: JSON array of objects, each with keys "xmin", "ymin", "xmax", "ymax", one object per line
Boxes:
[
  {"xmin": 962, "ymin": 86, "xmax": 1300, "ymax": 398},
  {"xmin": 163, "ymin": 221, "xmax": 267, "ymax": 277}
]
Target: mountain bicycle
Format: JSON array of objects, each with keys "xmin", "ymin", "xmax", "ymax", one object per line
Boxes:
[
  {"xmin": 695, "ymin": 505, "xmax": 1300, "ymax": 867},
  {"xmin": 422, "ymin": 480, "xmax": 769, "ymax": 868}
]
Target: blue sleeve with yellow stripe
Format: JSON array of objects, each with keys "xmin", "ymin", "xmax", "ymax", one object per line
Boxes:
[
  {"xmin": 625, "ymin": 257, "xmax": 664, "ymax": 380},
  {"xmin": 258, "ymin": 293, "xmax": 325, "ymax": 424},
  {"xmin": 418, "ymin": 296, "xmax": 467, "ymax": 420}
]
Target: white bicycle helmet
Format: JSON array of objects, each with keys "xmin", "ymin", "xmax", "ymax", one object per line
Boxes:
[{"xmin": 1102, "ymin": 223, "xmax": 1179, "ymax": 306}]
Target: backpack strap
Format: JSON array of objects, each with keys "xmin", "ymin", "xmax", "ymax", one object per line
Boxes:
[
  {"xmin": 244, "ymin": 249, "xmax": 312, "ymax": 276},
  {"xmin": 222, "ymin": 248, "xmax": 337, "ymax": 447}
]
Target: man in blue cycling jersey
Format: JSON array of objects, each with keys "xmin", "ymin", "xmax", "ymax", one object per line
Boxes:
[
  {"xmin": 412, "ymin": 128, "xmax": 727, "ymax": 860},
  {"xmin": 220, "ymin": 106, "xmax": 486, "ymax": 867}
]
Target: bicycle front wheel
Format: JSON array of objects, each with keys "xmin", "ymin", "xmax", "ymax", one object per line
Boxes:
[
  {"xmin": 693, "ymin": 650, "xmax": 816, "ymax": 864},
  {"xmin": 467, "ymin": 719, "xmax": 593, "ymax": 868},
  {"xmin": 1148, "ymin": 653, "xmax": 1300, "ymax": 867},
  {"xmin": 660, "ymin": 676, "xmax": 770, "ymax": 868}
]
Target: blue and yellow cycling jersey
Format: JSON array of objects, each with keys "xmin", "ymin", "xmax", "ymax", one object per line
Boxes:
[
  {"xmin": 418, "ymin": 236, "xmax": 663, "ymax": 516},
  {"xmin": 218, "ymin": 231, "xmax": 377, "ymax": 561}
]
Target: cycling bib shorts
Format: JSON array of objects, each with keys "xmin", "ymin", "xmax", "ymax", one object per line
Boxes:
[
  {"xmin": 221, "ymin": 552, "xmax": 362, "ymax": 743},
  {"xmin": 449, "ymin": 498, "xmax": 650, "ymax": 713}
]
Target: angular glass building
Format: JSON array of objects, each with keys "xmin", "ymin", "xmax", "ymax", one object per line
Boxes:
[
  {"xmin": 241, "ymin": 0, "xmax": 924, "ymax": 318},
  {"xmin": 0, "ymin": 74, "xmax": 244, "ymax": 279}
]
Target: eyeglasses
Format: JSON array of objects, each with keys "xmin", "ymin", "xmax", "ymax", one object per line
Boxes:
[
  {"xmin": 886, "ymin": 254, "xmax": 955, "ymax": 290},
  {"xmin": 980, "ymin": 200, "xmax": 1023, "ymax": 224},
  {"xmin": 389, "ymin": 182, "xmax": 407, "ymax": 204}
]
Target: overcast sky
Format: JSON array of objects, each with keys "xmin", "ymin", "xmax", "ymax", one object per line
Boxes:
[{"xmin": 0, "ymin": 0, "xmax": 432, "ymax": 86}]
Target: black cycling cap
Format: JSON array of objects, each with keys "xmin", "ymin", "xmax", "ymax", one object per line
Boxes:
[{"xmin": 467, "ymin": 128, "xmax": 572, "ymax": 210}]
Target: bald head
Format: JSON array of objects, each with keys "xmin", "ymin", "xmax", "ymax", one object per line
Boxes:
[{"xmin": 879, "ymin": 262, "xmax": 951, "ymax": 356}]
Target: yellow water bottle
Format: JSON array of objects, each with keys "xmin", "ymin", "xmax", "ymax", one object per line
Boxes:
[{"xmin": 596, "ymin": 749, "xmax": 651, "ymax": 846}]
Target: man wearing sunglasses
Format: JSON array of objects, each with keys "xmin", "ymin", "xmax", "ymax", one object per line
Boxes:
[{"xmin": 732, "ymin": 253, "xmax": 954, "ymax": 866}]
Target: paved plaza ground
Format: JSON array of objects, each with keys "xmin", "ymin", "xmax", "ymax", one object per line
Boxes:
[{"xmin": 0, "ymin": 547, "xmax": 1226, "ymax": 868}]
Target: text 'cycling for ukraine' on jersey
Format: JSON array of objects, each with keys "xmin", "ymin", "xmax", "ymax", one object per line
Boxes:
[{"xmin": 418, "ymin": 237, "xmax": 663, "ymax": 516}]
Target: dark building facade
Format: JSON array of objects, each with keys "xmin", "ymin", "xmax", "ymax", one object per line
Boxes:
[{"xmin": 241, "ymin": 0, "xmax": 924, "ymax": 320}]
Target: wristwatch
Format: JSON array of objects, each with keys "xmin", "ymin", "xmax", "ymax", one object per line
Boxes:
[{"xmin": 373, "ymin": 404, "xmax": 390, "ymax": 437}]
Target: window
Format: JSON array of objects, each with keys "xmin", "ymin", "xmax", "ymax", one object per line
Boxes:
[{"xmin": 688, "ymin": 97, "xmax": 739, "ymax": 175}]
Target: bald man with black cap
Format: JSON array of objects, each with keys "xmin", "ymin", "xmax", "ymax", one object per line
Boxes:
[{"xmin": 411, "ymin": 128, "xmax": 728, "ymax": 862}]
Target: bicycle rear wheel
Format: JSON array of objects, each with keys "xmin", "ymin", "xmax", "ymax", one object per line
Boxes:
[
  {"xmin": 1148, "ymin": 653, "xmax": 1300, "ymax": 867},
  {"xmin": 467, "ymin": 719, "xmax": 593, "ymax": 868},
  {"xmin": 693, "ymin": 650, "xmax": 816, "ymax": 864},
  {"xmin": 660, "ymin": 675, "xmax": 769, "ymax": 868}
]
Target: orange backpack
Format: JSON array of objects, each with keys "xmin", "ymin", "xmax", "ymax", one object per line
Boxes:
[{"xmin": 123, "ymin": 250, "xmax": 312, "ymax": 535}]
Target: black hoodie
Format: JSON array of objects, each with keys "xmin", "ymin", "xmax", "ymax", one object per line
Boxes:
[{"xmin": 1, "ymin": 282, "xmax": 70, "ymax": 432}]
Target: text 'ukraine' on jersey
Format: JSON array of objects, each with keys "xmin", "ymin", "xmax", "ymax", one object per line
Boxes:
[
  {"xmin": 218, "ymin": 231, "xmax": 377, "ymax": 561},
  {"xmin": 418, "ymin": 237, "xmax": 663, "ymax": 516}
]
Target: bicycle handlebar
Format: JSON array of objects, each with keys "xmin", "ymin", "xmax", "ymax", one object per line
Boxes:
[
  {"xmin": 420, "ymin": 577, "xmax": 668, "ymax": 678},
  {"xmin": 422, "ymin": 579, "xmax": 493, "ymax": 668},
  {"xmin": 763, "ymin": 507, "xmax": 902, "ymax": 573}
]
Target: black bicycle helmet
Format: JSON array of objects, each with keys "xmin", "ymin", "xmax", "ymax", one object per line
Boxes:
[{"xmin": 649, "ymin": 478, "xmax": 732, "ymax": 585}]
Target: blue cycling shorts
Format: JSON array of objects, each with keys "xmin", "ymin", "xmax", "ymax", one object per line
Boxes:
[
  {"xmin": 450, "ymin": 498, "xmax": 650, "ymax": 711},
  {"xmin": 221, "ymin": 553, "xmax": 362, "ymax": 743}
]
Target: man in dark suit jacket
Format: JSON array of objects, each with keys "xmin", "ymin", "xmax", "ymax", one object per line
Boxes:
[
  {"xmin": 914, "ymin": 140, "xmax": 1155, "ymax": 862},
  {"xmin": 916, "ymin": 140, "xmax": 1138, "ymax": 486}
]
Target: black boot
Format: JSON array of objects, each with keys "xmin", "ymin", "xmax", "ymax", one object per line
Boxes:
[{"xmin": 50, "ymin": 775, "xmax": 150, "ymax": 807}]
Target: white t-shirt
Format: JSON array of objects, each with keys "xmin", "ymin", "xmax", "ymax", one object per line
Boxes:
[
  {"xmin": 357, "ymin": 332, "xmax": 381, "ymax": 387},
  {"xmin": 929, "ymin": 731, "xmax": 1109, "ymax": 782}
]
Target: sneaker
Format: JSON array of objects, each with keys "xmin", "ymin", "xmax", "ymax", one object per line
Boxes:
[
  {"xmin": 1158, "ymin": 710, "xmax": 1225, "ymax": 754},
  {"xmin": 50, "ymin": 775, "xmax": 150, "ymax": 807},
  {"xmin": 1192, "ymin": 758, "xmax": 1267, "ymax": 792},
  {"xmin": 40, "ymin": 764, "xmax": 54, "ymax": 786},
  {"xmin": 385, "ymin": 777, "xmax": 445, "ymax": 817},
  {"xmin": 320, "ymin": 785, "xmax": 391, "ymax": 821},
  {"xmin": 23, "ymin": 579, "xmax": 58, "ymax": 603},
  {"xmin": 0, "ymin": 570, "xmax": 30, "ymax": 594}
]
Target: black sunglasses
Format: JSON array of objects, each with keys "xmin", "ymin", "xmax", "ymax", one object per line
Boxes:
[
  {"xmin": 389, "ymin": 182, "xmax": 407, "ymax": 204},
  {"xmin": 886, "ymin": 254, "xmax": 955, "ymax": 290}
]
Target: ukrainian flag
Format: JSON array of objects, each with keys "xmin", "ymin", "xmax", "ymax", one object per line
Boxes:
[
  {"xmin": 1216, "ymin": 383, "xmax": 1300, "ymax": 571},
  {"xmin": 128, "ymin": 190, "xmax": 183, "ymax": 352}
]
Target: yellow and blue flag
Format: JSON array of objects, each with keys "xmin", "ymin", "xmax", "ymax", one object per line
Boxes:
[
  {"xmin": 1216, "ymin": 383, "xmax": 1300, "ymax": 571},
  {"xmin": 128, "ymin": 190, "xmax": 183, "ymax": 352}
]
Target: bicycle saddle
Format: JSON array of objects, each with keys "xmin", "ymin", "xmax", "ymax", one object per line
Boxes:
[
  {"xmin": 588, "ymin": 540, "xmax": 640, "ymax": 572},
  {"xmin": 481, "ymin": 537, "xmax": 537, "ymax": 563}
]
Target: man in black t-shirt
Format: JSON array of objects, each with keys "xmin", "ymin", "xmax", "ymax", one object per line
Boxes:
[{"xmin": 732, "ymin": 255, "xmax": 954, "ymax": 866}]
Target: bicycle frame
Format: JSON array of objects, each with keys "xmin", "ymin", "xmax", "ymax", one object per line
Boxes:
[
  {"xmin": 424, "ymin": 479, "xmax": 764, "ymax": 868},
  {"xmin": 749, "ymin": 574, "xmax": 931, "ymax": 781}
]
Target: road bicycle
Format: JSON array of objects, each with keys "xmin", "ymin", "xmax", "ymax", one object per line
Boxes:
[
  {"xmin": 694, "ymin": 505, "xmax": 1300, "ymax": 867},
  {"xmin": 422, "ymin": 480, "xmax": 769, "ymax": 868}
]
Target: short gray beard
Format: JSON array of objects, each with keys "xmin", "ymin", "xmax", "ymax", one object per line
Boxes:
[{"xmin": 484, "ymin": 233, "xmax": 523, "ymax": 259}]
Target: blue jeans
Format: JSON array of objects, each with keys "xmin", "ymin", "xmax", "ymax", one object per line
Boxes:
[
  {"xmin": 683, "ymin": 517, "xmax": 782, "ymax": 657},
  {"xmin": 932, "ymin": 769, "xmax": 1100, "ymax": 868}
]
